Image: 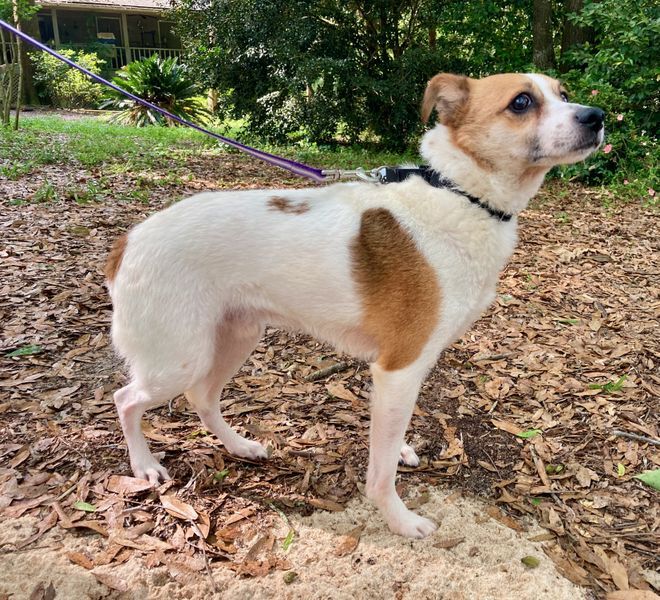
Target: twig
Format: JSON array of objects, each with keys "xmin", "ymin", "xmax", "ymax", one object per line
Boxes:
[
  {"xmin": 190, "ymin": 522, "xmax": 217, "ymax": 592},
  {"xmin": 267, "ymin": 502, "xmax": 296, "ymax": 536},
  {"xmin": 0, "ymin": 543, "xmax": 63, "ymax": 554},
  {"xmin": 611, "ymin": 430, "xmax": 660, "ymax": 446},
  {"xmin": 305, "ymin": 361, "xmax": 350, "ymax": 382},
  {"xmin": 472, "ymin": 353, "xmax": 512, "ymax": 362}
]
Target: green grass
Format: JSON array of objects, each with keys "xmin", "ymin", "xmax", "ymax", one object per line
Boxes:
[{"xmin": 0, "ymin": 115, "xmax": 416, "ymax": 177}]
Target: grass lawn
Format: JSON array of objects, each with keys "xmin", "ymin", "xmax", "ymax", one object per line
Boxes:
[{"xmin": 0, "ymin": 114, "xmax": 417, "ymax": 182}]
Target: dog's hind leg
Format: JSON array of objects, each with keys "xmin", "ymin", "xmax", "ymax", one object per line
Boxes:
[
  {"xmin": 366, "ymin": 361, "xmax": 438, "ymax": 538},
  {"xmin": 185, "ymin": 317, "xmax": 268, "ymax": 460},
  {"xmin": 114, "ymin": 381, "xmax": 176, "ymax": 484}
]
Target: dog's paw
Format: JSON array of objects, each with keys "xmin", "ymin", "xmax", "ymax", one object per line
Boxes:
[
  {"xmin": 399, "ymin": 443, "xmax": 420, "ymax": 467},
  {"xmin": 132, "ymin": 458, "xmax": 170, "ymax": 485},
  {"xmin": 226, "ymin": 438, "xmax": 269, "ymax": 461},
  {"xmin": 389, "ymin": 511, "xmax": 437, "ymax": 539}
]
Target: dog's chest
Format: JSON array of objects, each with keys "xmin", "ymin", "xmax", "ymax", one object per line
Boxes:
[{"xmin": 418, "ymin": 218, "xmax": 517, "ymax": 322}]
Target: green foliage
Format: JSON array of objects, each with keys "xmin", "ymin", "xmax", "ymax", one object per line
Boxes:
[
  {"xmin": 100, "ymin": 55, "xmax": 210, "ymax": 127},
  {"xmin": 0, "ymin": 0, "xmax": 39, "ymax": 22},
  {"xmin": 32, "ymin": 48, "xmax": 104, "ymax": 109},
  {"xmin": 557, "ymin": 0, "xmax": 658, "ymax": 194},
  {"xmin": 172, "ymin": 0, "xmax": 534, "ymax": 149}
]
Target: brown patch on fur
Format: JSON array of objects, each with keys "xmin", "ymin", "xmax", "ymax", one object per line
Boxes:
[
  {"xmin": 105, "ymin": 234, "xmax": 128, "ymax": 281},
  {"xmin": 267, "ymin": 196, "xmax": 310, "ymax": 215},
  {"xmin": 352, "ymin": 209, "xmax": 440, "ymax": 371}
]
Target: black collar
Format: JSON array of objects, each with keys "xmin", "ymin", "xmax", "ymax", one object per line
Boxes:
[{"xmin": 376, "ymin": 166, "xmax": 513, "ymax": 222}]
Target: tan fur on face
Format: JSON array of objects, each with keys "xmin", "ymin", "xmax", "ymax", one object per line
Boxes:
[
  {"xmin": 423, "ymin": 73, "xmax": 564, "ymax": 174},
  {"xmin": 351, "ymin": 208, "xmax": 440, "ymax": 371},
  {"xmin": 105, "ymin": 234, "xmax": 128, "ymax": 282},
  {"xmin": 267, "ymin": 196, "xmax": 310, "ymax": 215}
]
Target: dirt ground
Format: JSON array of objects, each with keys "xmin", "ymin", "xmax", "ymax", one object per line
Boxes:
[{"xmin": 1, "ymin": 143, "xmax": 658, "ymax": 599}]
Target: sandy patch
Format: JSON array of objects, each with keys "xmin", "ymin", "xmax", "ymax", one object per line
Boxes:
[{"xmin": 0, "ymin": 487, "xmax": 588, "ymax": 600}]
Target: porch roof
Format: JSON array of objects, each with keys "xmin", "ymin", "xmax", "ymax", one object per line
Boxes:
[{"xmin": 40, "ymin": 0, "xmax": 170, "ymax": 11}]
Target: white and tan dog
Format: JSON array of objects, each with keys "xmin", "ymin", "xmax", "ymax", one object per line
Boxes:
[{"xmin": 105, "ymin": 73, "xmax": 604, "ymax": 538}]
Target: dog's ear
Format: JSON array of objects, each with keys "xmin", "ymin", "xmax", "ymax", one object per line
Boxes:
[{"xmin": 421, "ymin": 73, "xmax": 470, "ymax": 126}]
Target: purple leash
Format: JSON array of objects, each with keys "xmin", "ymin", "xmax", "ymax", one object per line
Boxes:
[{"xmin": 0, "ymin": 18, "xmax": 327, "ymax": 182}]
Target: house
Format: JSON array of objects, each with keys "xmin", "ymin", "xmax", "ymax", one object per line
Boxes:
[{"xmin": 33, "ymin": 0, "xmax": 183, "ymax": 69}]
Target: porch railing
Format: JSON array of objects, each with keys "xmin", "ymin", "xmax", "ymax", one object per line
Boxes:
[
  {"xmin": 74, "ymin": 45, "xmax": 184, "ymax": 69},
  {"xmin": 0, "ymin": 42, "xmax": 183, "ymax": 68}
]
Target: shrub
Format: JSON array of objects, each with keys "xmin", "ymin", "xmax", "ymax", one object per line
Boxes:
[
  {"xmin": 32, "ymin": 49, "xmax": 104, "ymax": 109},
  {"xmin": 556, "ymin": 0, "xmax": 658, "ymax": 196},
  {"xmin": 100, "ymin": 55, "xmax": 209, "ymax": 126}
]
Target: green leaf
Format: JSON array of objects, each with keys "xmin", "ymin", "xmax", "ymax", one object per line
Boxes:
[
  {"xmin": 530, "ymin": 498, "xmax": 541, "ymax": 506},
  {"xmin": 7, "ymin": 345, "xmax": 43, "ymax": 357},
  {"xmin": 213, "ymin": 469, "xmax": 230, "ymax": 482},
  {"xmin": 282, "ymin": 529, "xmax": 295, "ymax": 551},
  {"xmin": 73, "ymin": 501, "xmax": 97, "ymax": 512},
  {"xmin": 521, "ymin": 556, "xmax": 540, "ymax": 568},
  {"xmin": 516, "ymin": 429, "xmax": 542, "ymax": 439},
  {"xmin": 634, "ymin": 469, "xmax": 660, "ymax": 491},
  {"xmin": 617, "ymin": 463, "xmax": 626, "ymax": 477},
  {"xmin": 589, "ymin": 375, "xmax": 627, "ymax": 393}
]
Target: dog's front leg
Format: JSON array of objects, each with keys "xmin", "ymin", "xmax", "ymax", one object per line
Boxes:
[{"xmin": 365, "ymin": 362, "xmax": 437, "ymax": 538}]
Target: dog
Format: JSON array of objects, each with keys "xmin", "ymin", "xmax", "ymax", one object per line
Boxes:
[{"xmin": 105, "ymin": 73, "xmax": 604, "ymax": 538}]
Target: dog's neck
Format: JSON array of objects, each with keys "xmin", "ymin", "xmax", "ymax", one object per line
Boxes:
[{"xmin": 420, "ymin": 126, "xmax": 549, "ymax": 217}]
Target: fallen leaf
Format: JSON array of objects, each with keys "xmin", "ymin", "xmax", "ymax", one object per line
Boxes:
[
  {"xmin": 160, "ymin": 494, "xmax": 198, "ymax": 521},
  {"xmin": 634, "ymin": 469, "xmax": 660, "ymax": 491},
  {"xmin": 66, "ymin": 551, "xmax": 94, "ymax": 570},
  {"xmin": 521, "ymin": 555, "xmax": 540, "ymax": 568},
  {"xmin": 325, "ymin": 382, "xmax": 358, "ymax": 403},
  {"xmin": 106, "ymin": 475, "xmax": 153, "ymax": 495},
  {"xmin": 433, "ymin": 537, "xmax": 464, "ymax": 549},
  {"xmin": 606, "ymin": 593, "xmax": 660, "ymax": 600},
  {"xmin": 491, "ymin": 419, "xmax": 523, "ymax": 436},
  {"xmin": 307, "ymin": 498, "xmax": 344, "ymax": 512},
  {"xmin": 485, "ymin": 506, "xmax": 524, "ymax": 532},
  {"xmin": 334, "ymin": 524, "xmax": 365, "ymax": 557},
  {"xmin": 73, "ymin": 501, "xmax": 96, "ymax": 513}
]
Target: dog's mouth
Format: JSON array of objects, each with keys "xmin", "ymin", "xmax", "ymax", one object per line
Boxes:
[{"xmin": 531, "ymin": 129, "xmax": 604, "ymax": 164}]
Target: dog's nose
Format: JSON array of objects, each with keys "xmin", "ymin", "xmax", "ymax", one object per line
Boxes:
[{"xmin": 575, "ymin": 107, "xmax": 605, "ymax": 132}]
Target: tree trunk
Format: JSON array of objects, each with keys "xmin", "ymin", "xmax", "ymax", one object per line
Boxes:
[
  {"xmin": 533, "ymin": 0, "xmax": 555, "ymax": 70},
  {"xmin": 12, "ymin": 0, "xmax": 24, "ymax": 129},
  {"xmin": 1, "ymin": 28, "xmax": 15, "ymax": 126},
  {"xmin": 20, "ymin": 17, "xmax": 39, "ymax": 105},
  {"xmin": 428, "ymin": 27, "xmax": 436, "ymax": 50},
  {"xmin": 559, "ymin": 0, "xmax": 595, "ymax": 71}
]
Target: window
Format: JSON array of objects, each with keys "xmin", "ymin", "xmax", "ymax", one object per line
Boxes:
[
  {"xmin": 158, "ymin": 21, "xmax": 181, "ymax": 49},
  {"xmin": 127, "ymin": 14, "xmax": 158, "ymax": 48},
  {"xmin": 37, "ymin": 12, "xmax": 55, "ymax": 44}
]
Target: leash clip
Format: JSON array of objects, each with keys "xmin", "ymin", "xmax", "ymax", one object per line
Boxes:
[{"xmin": 321, "ymin": 166, "xmax": 386, "ymax": 183}]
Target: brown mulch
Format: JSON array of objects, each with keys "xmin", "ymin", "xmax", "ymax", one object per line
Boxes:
[{"xmin": 0, "ymin": 151, "xmax": 658, "ymax": 598}]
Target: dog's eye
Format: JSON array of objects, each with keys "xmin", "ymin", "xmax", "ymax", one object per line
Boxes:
[
  {"xmin": 509, "ymin": 93, "xmax": 533, "ymax": 113},
  {"xmin": 560, "ymin": 91, "xmax": 569, "ymax": 102}
]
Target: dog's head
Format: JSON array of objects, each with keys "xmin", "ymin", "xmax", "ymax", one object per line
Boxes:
[{"xmin": 421, "ymin": 73, "xmax": 604, "ymax": 172}]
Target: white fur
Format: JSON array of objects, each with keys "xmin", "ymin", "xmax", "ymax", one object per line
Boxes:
[{"xmin": 108, "ymin": 73, "xmax": 602, "ymax": 539}]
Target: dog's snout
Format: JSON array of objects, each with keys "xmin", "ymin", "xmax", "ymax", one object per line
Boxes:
[{"xmin": 575, "ymin": 107, "xmax": 605, "ymax": 132}]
